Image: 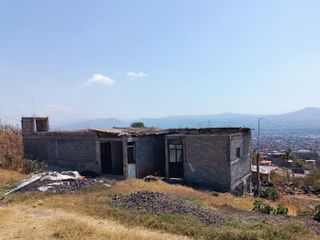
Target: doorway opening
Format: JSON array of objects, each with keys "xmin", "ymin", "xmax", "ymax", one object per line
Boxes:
[
  {"xmin": 100, "ymin": 142, "xmax": 123, "ymax": 175},
  {"xmin": 168, "ymin": 142, "xmax": 184, "ymax": 178}
]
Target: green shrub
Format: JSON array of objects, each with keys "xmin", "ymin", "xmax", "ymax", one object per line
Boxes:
[
  {"xmin": 253, "ymin": 199, "xmax": 274, "ymax": 214},
  {"xmin": 259, "ymin": 187, "xmax": 278, "ymax": 200},
  {"xmin": 297, "ymin": 210, "xmax": 313, "ymax": 217},
  {"xmin": 253, "ymin": 199, "xmax": 289, "ymax": 215},
  {"xmin": 262, "ymin": 228, "xmax": 291, "ymax": 240},
  {"xmin": 23, "ymin": 159, "xmax": 47, "ymax": 174},
  {"xmin": 275, "ymin": 205, "xmax": 288, "ymax": 215},
  {"xmin": 313, "ymin": 204, "xmax": 320, "ymax": 222},
  {"xmin": 130, "ymin": 122, "xmax": 145, "ymax": 128}
]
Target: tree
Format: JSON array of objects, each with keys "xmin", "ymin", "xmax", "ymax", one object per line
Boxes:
[
  {"xmin": 281, "ymin": 148, "xmax": 292, "ymax": 162},
  {"xmin": 130, "ymin": 122, "xmax": 145, "ymax": 128}
]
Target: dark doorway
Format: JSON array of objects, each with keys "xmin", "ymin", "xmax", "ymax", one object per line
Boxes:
[
  {"xmin": 168, "ymin": 143, "xmax": 184, "ymax": 178},
  {"xmin": 101, "ymin": 142, "xmax": 112, "ymax": 174}
]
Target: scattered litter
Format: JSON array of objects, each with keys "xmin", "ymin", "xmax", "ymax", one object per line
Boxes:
[
  {"xmin": 5, "ymin": 171, "xmax": 108, "ymax": 194},
  {"xmin": 47, "ymin": 182, "xmax": 64, "ymax": 186},
  {"xmin": 38, "ymin": 186, "xmax": 54, "ymax": 192},
  {"xmin": 143, "ymin": 175, "xmax": 160, "ymax": 182}
]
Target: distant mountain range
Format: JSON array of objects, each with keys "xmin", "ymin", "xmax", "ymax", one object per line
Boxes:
[{"xmin": 54, "ymin": 107, "xmax": 320, "ymax": 130}]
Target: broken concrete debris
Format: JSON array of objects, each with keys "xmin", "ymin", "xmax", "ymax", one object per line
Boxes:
[
  {"xmin": 143, "ymin": 175, "xmax": 160, "ymax": 182},
  {"xmin": 5, "ymin": 171, "xmax": 106, "ymax": 194}
]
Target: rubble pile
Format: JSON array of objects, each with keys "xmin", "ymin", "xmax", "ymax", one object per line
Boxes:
[
  {"xmin": 281, "ymin": 182, "xmax": 319, "ymax": 196},
  {"xmin": 112, "ymin": 190, "xmax": 226, "ymax": 226},
  {"xmin": 5, "ymin": 171, "xmax": 104, "ymax": 194}
]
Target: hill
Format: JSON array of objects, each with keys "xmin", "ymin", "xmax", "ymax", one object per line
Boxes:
[{"xmin": 55, "ymin": 107, "xmax": 320, "ymax": 130}]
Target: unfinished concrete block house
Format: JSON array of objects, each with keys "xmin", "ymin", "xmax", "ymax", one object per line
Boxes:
[{"xmin": 22, "ymin": 117, "xmax": 252, "ymax": 195}]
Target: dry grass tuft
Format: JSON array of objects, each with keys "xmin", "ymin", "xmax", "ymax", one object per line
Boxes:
[
  {"xmin": 0, "ymin": 169, "xmax": 30, "ymax": 183},
  {"xmin": 0, "ymin": 169, "xmax": 30, "ymax": 191},
  {"xmin": 0, "ymin": 123, "xmax": 24, "ymax": 172},
  {"xmin": 51, "ymin": 219, "xmax": 95, "ymax": 240}
]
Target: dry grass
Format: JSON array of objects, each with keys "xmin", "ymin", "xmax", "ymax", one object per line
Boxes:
[
  {"xmin": 0, "ymin": 123, "xmax": 24, "ymax": 172},
  {"xmin": 0, "ymin": 169, "xmax": 30, "ymax": 191},
  {"xmin": 0, "ymin": 206, "xmax": 189, "ymax": 240},
  {"xmin": 0, "ymin": 169, "xmax": 30, "ymax": 183},
  {"xmin": 2, "ymin": 174, "xmax": 320, "ymax": 239},
  {"xmin": 108, "ymin": 179, "xmax": 255, "ymax": 211}
]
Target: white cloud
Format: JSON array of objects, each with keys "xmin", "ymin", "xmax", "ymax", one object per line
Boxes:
[
  {"xmin": 127, "ymin": 71, "xmax": 147, "ymax": 79},
  {"xmin": 85, "ymin": 74, "xmax": 115, "ymax": 86}
]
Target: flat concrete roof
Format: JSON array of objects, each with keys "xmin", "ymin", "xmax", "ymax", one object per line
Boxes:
[{"xmin": 90, "ymin": 127, "xmax": 251, "ymax": 137}]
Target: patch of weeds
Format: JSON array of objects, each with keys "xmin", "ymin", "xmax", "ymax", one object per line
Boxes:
[
  {"xmin": 51, "ymin": 219, "xmax": 95, "ymax": 239},
  {"xmin": 139, "ymin": 212, "xmax": 206, "ymax": 237},
  {"xmin": 211, "ymin": 231, "xmax": 258, "ymax": 240},
  {"xmin": 224, "ymin": 216, "xmax": 265, "ymax": 233},
  {"xmin": 297, "ymin": 210, "xmax": 313, "ymax": 217},
  {"xmin": 259, "ymin": 187, "xmax": 278, "ymax": 200},
  {"xmin": 275, "ymin": 205, "xmax": 288, "ymax": 215},
  {"xmin": 0, "ymin": 194, "xmax": 12, "ymax": 206},
  {"xmin": 182, "ymin": 196, "xmax": 205, "ymax": 207},
  {"xmin": 253, "ymin": 199, "xmax": 274, "ymax": 214},
  {"xmin": 225, "ymin": 220, "xmax": 242, "ymax": 229},
  {"xmin": 23, "ymin": 159, "xmax": 47, "ymax": 174},
  {"xmin": 0, "ymin": 182, "xmax": 16, "ymax": 190},
  {"xmin": 313, "ymin": 204, "xmax": 320, "ymax": 221},
  {"xmin": 262, "ymin": 228, "xmax": 292, "ymax": 240},
  {"xmin": 253, "ymin": 199, "xmax": 288, "ymax": 215},
  {"xmin": 283, "ymin": 222, "xmax": 309, "ymax": 235}
]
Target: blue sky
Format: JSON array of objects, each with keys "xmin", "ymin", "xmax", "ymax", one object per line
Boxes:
[{"xmin": 1, "ymin": 0, "xmax": 320, "ymax": 122}]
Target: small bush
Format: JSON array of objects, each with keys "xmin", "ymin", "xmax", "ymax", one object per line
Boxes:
[
  {"xmin": 253, "ymin": 199, "xmax": 274, "ymax": 214},
  {"xmin": 259, "ymin": 187, "xmax": 278, "ymax": 200},
  {"xmin": 297, "ymin": 210, "xmax": 313, "ymax": 217},
  {"xmin": 23, "ymin": 159, "xmax": 47, "ymax": 174},
  {"xmin": 313, "ymin": 204, "xmax": 320, "ymax": 222},
  {"xmin": 275, "ymin": 205, "xmax": 288, "ymax": 215},
  {"xmin": 253, "ymin": 199, "xmax": 289, "ymax": 215}
]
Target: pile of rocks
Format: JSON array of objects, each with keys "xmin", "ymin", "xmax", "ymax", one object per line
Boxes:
[{"xmin": 112, "ymin": 190, "xmax": 226, "ymax": 226}]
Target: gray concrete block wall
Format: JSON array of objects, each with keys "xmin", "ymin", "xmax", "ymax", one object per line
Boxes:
[
  {"xmin": 135, "ymin": 135, "xmax": 165, "ymax": 178},
  {"xmin": 23, "ymin": 132, "xmax": 99, "ymax": 172},
  {"xmin": 184, "ymin": 135, "xmax": 231, "ymax": 192},
  {"xmin": 229, "ymin": 132, "xmax": 252, "ymax": 194}
]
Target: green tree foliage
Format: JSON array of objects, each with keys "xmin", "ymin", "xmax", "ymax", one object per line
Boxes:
[
  {"xmin": 259, "ymin": 187, "xmax": 279, "ymax": 200},
  {"xmin": 130, "ymin": 122, "xmax": 145, "ymax": 128}
]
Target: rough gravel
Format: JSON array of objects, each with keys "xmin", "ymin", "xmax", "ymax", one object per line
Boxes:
[{"xmin": 112, "ymin": 190, "xmax": 226, "ymax": 227}]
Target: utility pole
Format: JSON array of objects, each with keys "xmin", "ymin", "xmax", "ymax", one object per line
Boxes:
[{"xmin": 255, "ymin": 117, "xmax": 264, "ymax": 196}]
